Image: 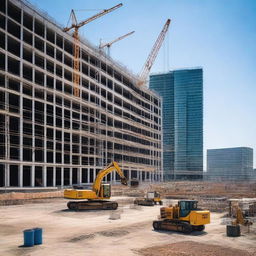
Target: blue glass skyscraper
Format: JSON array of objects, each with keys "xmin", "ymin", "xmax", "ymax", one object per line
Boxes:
[{"xmin": 149, "ymin": 68, "xmax": 203, "ymax": 180}]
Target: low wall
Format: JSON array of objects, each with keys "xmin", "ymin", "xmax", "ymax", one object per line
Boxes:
[{"xmin": 0, "ymin": 190, "xmax": 63, "ymax": 202}]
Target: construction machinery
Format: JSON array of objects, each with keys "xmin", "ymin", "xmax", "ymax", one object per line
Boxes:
[
  {"xmin": 130, "ymin": 178, "xmax": 139, "ymax": 188},
  {"xmin": 226, "ymin": 205, "xmax": 253, "ymax": 237},
  {"xmin": 99, "ymin": 31, "xmax": 135, "ymax": 56},
  {"xmin": 134, "ymin": 191, "xmax": 162, "ymax": 206},
  {"xmin": 138, "ymin": 19, "xmax": 171, "ymax": 86},
  {"xmin": 153, "ymin": 200, "xmax": 210, "ymax": 234},
  {"xmin": 64, "ymin": 161, "xmax": 128, "ymax": 210},
  {"xmin": 232, "ymin": 205, "xmax": 253, "ymax": 226},
  {"xmin": 63, "ymin": 3, "xmax": 123, "ymax": 97}
]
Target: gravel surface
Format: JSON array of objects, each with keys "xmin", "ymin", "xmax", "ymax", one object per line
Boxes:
[{"xmin": 137, "ymin": 241, "xmax": 256, "ymax": 256}]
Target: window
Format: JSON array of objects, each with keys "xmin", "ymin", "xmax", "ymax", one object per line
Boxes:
[
  {"xmin": 23, "ymin": 64, "xmax": 32, "ymax": 81},
  {"xmin": 46, "ymin": 44, "xmax": 54, "ymax": 57},
  {"xmin": 35, "ymin": 19, "xmax": 44, "ymax": 37},
  {"xmin": 8, "ymin": 57, "xmax": 20, "ymax": 76},
  {"xmin": 23, "ymin": 30, "xmax": 32, "ymax": 45},
  {"xmin": 47, "ymin": 28, "xmax": 55, "ymax": 43},
  {"xmin": 8, "ymin": 2, "xmax": 21, "ymax": 23},
  {"xmin": 23, "ymin": 12, "xmax": 33, "ymax": 31},
  {"xmin": 35, "ymin": 36, "xmax": 44, "ymax": 52},
  {"xmin": 8, "ymin": 36, "xmax": 20, "ymax": 57},
  {"xmin": 35, "ymin": 54, "xmax": 44, "ymax": 68},
  {"xmin": 23, "ymin": 47, "xmax": 32, "ymax": 63}
]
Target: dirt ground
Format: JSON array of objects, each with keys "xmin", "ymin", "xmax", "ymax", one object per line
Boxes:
[
  {"xmin": 137, "ymin": 241, "xmax": 256, "ymax": 256},
  {"xmin": 0, "ymin": 197, "xmax": 256, "ymax": 256}
]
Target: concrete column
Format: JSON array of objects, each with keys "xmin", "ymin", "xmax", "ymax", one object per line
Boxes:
[
  {"xmin": 93, "ymin": 169, "xmax": 96, "ymax": 183},
  {"xmin": 87, "ymin": 168, "xmax": 90, "ymax": 184},
  {"xmin": 20, "ymin": 7, "xmax": 23, "ymax": 188},
  {"xmin": 20, "ymin": 96, "xmax": 23, "ymax": 164},
  {"xmin": 78, "ymin": 168, "xmax": 82, "ymax": 185},
  {"xmin": 151, "ymin": 172, "xmax": 154, "ymax": 183},
  {"xmin": 31, "ymin": 165, "xmax": 35, "ymax": 187},
  {"xmin": 69, "ymin": 168, "xmax": 72, "ymax": 186},
  {"xmin": 52, "ymin": 167, "xmax": 56, "ymax": 187},
  {"xmin": 128, "ymin": 168, "xmax": 131, "ymax": 181},
  {"xmin": 60, "ymin": 167, "xmax": 64, "ymax": 187},
  {"xmin": 42, "ymin": 166, "xmax": 47, "ymax": 187},
  {"xmin": 32, "ymin": 81, "xmax": 35, "ymax": 165},
  {"xmin": 5, "ymin": 164, "xmax": 10, "ymax": 187},
  {"xmin": 18, "ymin": 165, "xmax": 23, "ymax": 187}
]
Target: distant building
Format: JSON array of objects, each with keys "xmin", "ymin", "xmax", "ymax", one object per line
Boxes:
[
  {"xmin": 207, "ymin": 147, "xmax": 253, "ymax": 181},
  {"xmin": 149, "ymin": 68, "xmax": 203, "ymax": 180},
  {"xmin": 250, "ymin": 169, "xmax": 256, "ymax": 180}
]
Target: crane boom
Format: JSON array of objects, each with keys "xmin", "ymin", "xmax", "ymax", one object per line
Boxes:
[
  {"xmin": 138, "ymin": 19, "xmax": 171, "ymax": 86},
  {"xmin": 63, "ymin": 3, "xmax": 123, "ymax": 32},
  {"xmin": 63, "ymin": 3, "xmax": 123, "ymax": 97},
  {"xmin": 99, "ymin": 31, "xmax": 135, "ymax": 49}
]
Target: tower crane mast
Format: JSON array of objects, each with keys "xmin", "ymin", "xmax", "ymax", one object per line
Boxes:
[
  {"xmin": 138, "ymin": 19, "xmax": 171, "ymax": 86},
  {"xmin": 63, "ymin": 3, "xmax": 123, "ymax": 97}
]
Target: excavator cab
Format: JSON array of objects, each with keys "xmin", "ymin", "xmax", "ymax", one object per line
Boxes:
[
  {"xmin": 178, "ymin": 200, "xmax": 198, "ymax": 217},
  {"xmin": 100, "ymin": 184, "xmax": 111, "ymax": 198}
]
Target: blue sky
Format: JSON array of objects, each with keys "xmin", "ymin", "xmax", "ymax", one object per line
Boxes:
[{"xmin": 30, "ymin": 0, "xmax": 256, "ymax": 168}]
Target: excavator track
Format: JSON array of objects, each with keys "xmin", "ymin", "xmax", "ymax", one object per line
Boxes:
[
  {"xmin": 153, "ymin": 220, "xmax": 194, "ymax": 234},
  {"xmin": 67, "ymin": 200, "xmax": 118, "ymax": 211}
]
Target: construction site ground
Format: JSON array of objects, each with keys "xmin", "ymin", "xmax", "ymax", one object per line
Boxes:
[{"xmin": 0, "ymin": 181, "xmax": 256, "ymax": 256}]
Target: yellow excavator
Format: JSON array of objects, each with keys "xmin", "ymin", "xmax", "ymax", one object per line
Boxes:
[
  {"xmin": 64, "ymin": 161, "xmax": 128, "ymax": 210},
  {"xmin": 153, "ymin": 200, "xmax": 210, "ymax": 233}
]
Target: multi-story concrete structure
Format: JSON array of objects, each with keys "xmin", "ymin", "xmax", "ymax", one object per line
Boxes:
[
  {"xmin": 149, "ymin": 68, "xmax": 203, "ymax": 180},
  {"xmin": 207, "ymin": 147, "xmax": 253, "ymax": 181},
  {"xmin": 0, "ymin": 0, "xmax": 162, "ymax": 188}
]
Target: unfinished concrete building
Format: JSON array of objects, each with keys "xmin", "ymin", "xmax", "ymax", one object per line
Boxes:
[{"xmin": 0, "ymin": 0, "xmax": 163, "ymax": 188}]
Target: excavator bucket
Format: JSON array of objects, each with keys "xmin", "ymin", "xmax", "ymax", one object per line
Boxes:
[{"xmin": 121, "ymin": 177, "xmax": 128, "ymax": 186}]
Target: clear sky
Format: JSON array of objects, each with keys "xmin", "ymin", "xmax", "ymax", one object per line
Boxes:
[{"xmin": 30, "ymin": 0, "xmax": 256, "ymax": 168}]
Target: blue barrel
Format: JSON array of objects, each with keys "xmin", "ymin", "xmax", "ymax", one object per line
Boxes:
[
  {"xmin": 33, "ymin": 228, "xmax": 43, "ymax": 245},
  {"xmin": 23, "ymin": 229, "xmax": 34, "ymax": 247}
]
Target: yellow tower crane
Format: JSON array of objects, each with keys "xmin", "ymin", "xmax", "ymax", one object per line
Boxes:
[
  {"xmin": 138, "ymin": 19, "xmax": 171, "ymax": 87},
  {"xmin": 99, "ymin": 31, "xmax": 135, "ymax": 56},
  {"xmin": 63, "ymin": 3, "xmax": 123, "ymax": 97}
]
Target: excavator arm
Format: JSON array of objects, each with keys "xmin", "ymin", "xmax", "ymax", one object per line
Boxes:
[
  {"xmin": 92, "ymin": 161, "xmax": 127, "ymax": 196},
  {"xmin": 232, "ymin": 205, "xmax": 252, "ymax": 226}
]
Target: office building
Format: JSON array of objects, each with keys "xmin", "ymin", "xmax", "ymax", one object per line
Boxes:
[
  {"xmin": 207, "ymin": 147, "xmax": 253, "ymax": 181},
  {"xmin": 149, "ymin": 68, "xmax": 203, "ymax": 180}
]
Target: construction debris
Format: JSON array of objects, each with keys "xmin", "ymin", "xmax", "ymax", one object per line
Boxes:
[{"xmin": 109, "ymin": 211, "xmax": 121, "ymax": 220}]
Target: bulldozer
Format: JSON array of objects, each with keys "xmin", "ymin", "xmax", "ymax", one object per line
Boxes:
[
  {"xmin": 134, "ymin": 191, "xmax": 163, "ymax": 206},
  {"xmin": 64, "ymin": 161, "xmax": 128, "ymax": 210},
  {"xmin": 153, "ymin": 200, "xmax": 210, "ymax": 234}
]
